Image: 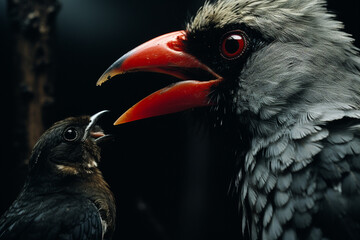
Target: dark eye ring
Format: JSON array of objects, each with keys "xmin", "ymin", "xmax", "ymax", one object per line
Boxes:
[
  {"xmin": 220, "ymin": 30, "xmax": 248, "ymax": 60},
  {"xmin": 63, "ymin": 127, "xmax": 79, "ymax": 142}
]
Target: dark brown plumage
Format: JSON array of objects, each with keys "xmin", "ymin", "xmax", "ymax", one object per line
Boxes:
[{"xmin": 0, "ymin": 110, "xmax": 115, "ymax": 240}]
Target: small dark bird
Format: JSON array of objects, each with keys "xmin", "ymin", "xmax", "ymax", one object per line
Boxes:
[
  {"xmin": 97, "ymin": 0, "xmax": 360, "ymax": 239},
  {"xmin": 0, "ymin": 110, "xmax": 115, "ymax": 240}
]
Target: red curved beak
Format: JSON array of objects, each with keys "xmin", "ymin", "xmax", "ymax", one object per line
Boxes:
[{"xmin": 97, "ymin": 30, "xmax": 222, "ymax": 125}]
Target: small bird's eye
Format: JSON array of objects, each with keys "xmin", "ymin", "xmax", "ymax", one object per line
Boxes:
[
  {"xmin": 220, "ymin": 30, "xmax": 247, "ymax": 60},
  {"xmin": 63, "ymin": 127, "xmax": 79, "ymax": 142}
]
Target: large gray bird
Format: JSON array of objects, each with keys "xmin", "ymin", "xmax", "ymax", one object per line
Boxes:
[{"xmin": 97, "ymin": 0, "xmax": 360, "ymax": 239}]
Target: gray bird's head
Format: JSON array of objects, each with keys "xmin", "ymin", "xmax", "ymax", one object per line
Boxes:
[{"xmin": 96, "ymin": 0, "xmax": 360, "ymax": 136}]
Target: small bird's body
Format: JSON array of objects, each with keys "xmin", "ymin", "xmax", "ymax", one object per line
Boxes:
[
  {"xmin": 97, "ymin": 0, "xmax": 360, "ymax": 239},
  {"xmin": 0, "ymin": 111, "xmax": 115, "ymax": 240}
]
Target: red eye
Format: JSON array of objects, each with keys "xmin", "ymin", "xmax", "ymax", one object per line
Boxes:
[{"xmin": 220, "ymin": 31, "xmax": 247, "ymax": 60}]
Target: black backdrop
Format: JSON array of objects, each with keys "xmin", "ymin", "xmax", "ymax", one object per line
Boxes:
[{"xmin": 0, "ymin": 0, "xmax": 359, "ymax": 239}]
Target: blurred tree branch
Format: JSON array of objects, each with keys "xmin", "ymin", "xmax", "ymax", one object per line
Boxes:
[{"xmin": 8, "ymin": 0, "xmax": 60, "ymax": 164}]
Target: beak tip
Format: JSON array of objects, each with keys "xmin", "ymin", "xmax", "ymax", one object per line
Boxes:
[
  {"xmin": 113, "ymin": 114, "xmax": 127, "ymax": 125},
  {"xmin": 96, "ymin": 69, "xmax": 125, "ymax": 86},
  {"xmin": 96, "ymin": 75, "xmax": 110, "ymax": 86},
  {"xmin": 113, "ymin": 119, "xmax": 122, "ymax": 126}
]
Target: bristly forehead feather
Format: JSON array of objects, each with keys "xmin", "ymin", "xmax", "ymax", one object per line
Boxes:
[{"xmin": 187, "ymin": 0, "xmax": 354, "ymax": 47}]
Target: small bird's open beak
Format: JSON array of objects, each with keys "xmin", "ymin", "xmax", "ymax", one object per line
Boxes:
[
  {"xmin": 97, "ymin": 31, "xmax": 222, "ymax": 125},
  {"xmin": 83, "ymin": 110, "xmax": 113, "ymax": 143}
]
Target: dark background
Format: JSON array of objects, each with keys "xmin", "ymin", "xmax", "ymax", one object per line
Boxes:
[{"xmin": 0, "ymin": 0, "xmax": 359, "ymax": 239}]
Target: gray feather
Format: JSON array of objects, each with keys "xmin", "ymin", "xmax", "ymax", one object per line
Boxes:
[
  {"xmin": 342, "ymin": 171, "xmax": 360, "ymax": 195},
  {"xmin": 263, "ymin": 204, "xmax": 273, "ymax": 228},
  {"xmin": 255, "ymin": 192, "xmax": 268, "ymax": 213},
  {"xmin": 248, "ymin": 187, "xmax": 258, "ymax": 208},
  {"xmin": 274, "ymin": 191, "xmax": 290, "ymax": 208},
  {"xmin": 319, "ymin": 110, "xmax": 346, "ymax": 122},
  {"xmin": 276, "ymin": 173, "xmax": 292, "ymax": 191},
  {"xmin": 242, "ymin": 210, "xmax": 247, "ymax": 235},
  {"xmin": 327, "ymin": 131, "xmax": 354, "ymax": 144},
  {"xmin": 264, "ymin": 174, "xmax": 277, "ymax": 194},
  {"xmin": 294, "ymin": 197, "xmax": 315, "ymax": 213},
  {"xmin": 275, "ymin": 201, "xmax": 294, "ymax": 224},
  {"xmin": 282, "ymin": 229, "xmax": 297, "ymax": 240},
  {"xmin": 252, "ymin": 163, "xmax": 270, "ymax": 189},
  {"xmin": 290, "ymin": 124, "xmax": 322, "ymax": 140},
  {"xmin": 307, "ymin": 129, "xmax": 330, "ymax": 142},
  {"xmin": 293, "ymin": 212, "xmax": 312, "ymax": 229},
  {"xmin": 291, "ymin": 170, "xmax": 311, "ymax": 194},
  {"xmin": 291, "ymin": 158, "xmax": 313, "ymax": 172},
  {"xmin": 307, "ymin": 228, "xmax": 323, "ymax": 240},
  {"xmin": 294, "ymin": 141, "xmax": 322, "ymax": 162},
  {"xmin": 241, "ymin": 178, "xmax": 249, "ymax": 203},
  {"xmin": 260, "ymin": 106, "xmax": 283, "ymax": 120},
  {"xmin": 306, "ymin": 181, "xmax": 317, "ymax": 195},
  {"xmin": 348, "ymin": 155, "xmax": 360, "ymax": 170},
  {"xmin": 265, "ymin": 137, "xmax": 289, "ymax": 158},
  {"xmin": 265, "ymin": 215, "xmax": 283, "ymax": 240}
]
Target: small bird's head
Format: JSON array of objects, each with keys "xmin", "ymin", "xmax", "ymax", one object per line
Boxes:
[
  {"xmin": 97, "ymin": 0, "xmax": 359, "ymax": 130},
  {"xmin": 28, "ymin": 110, "xmax": 111, "ymax": 178}
]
